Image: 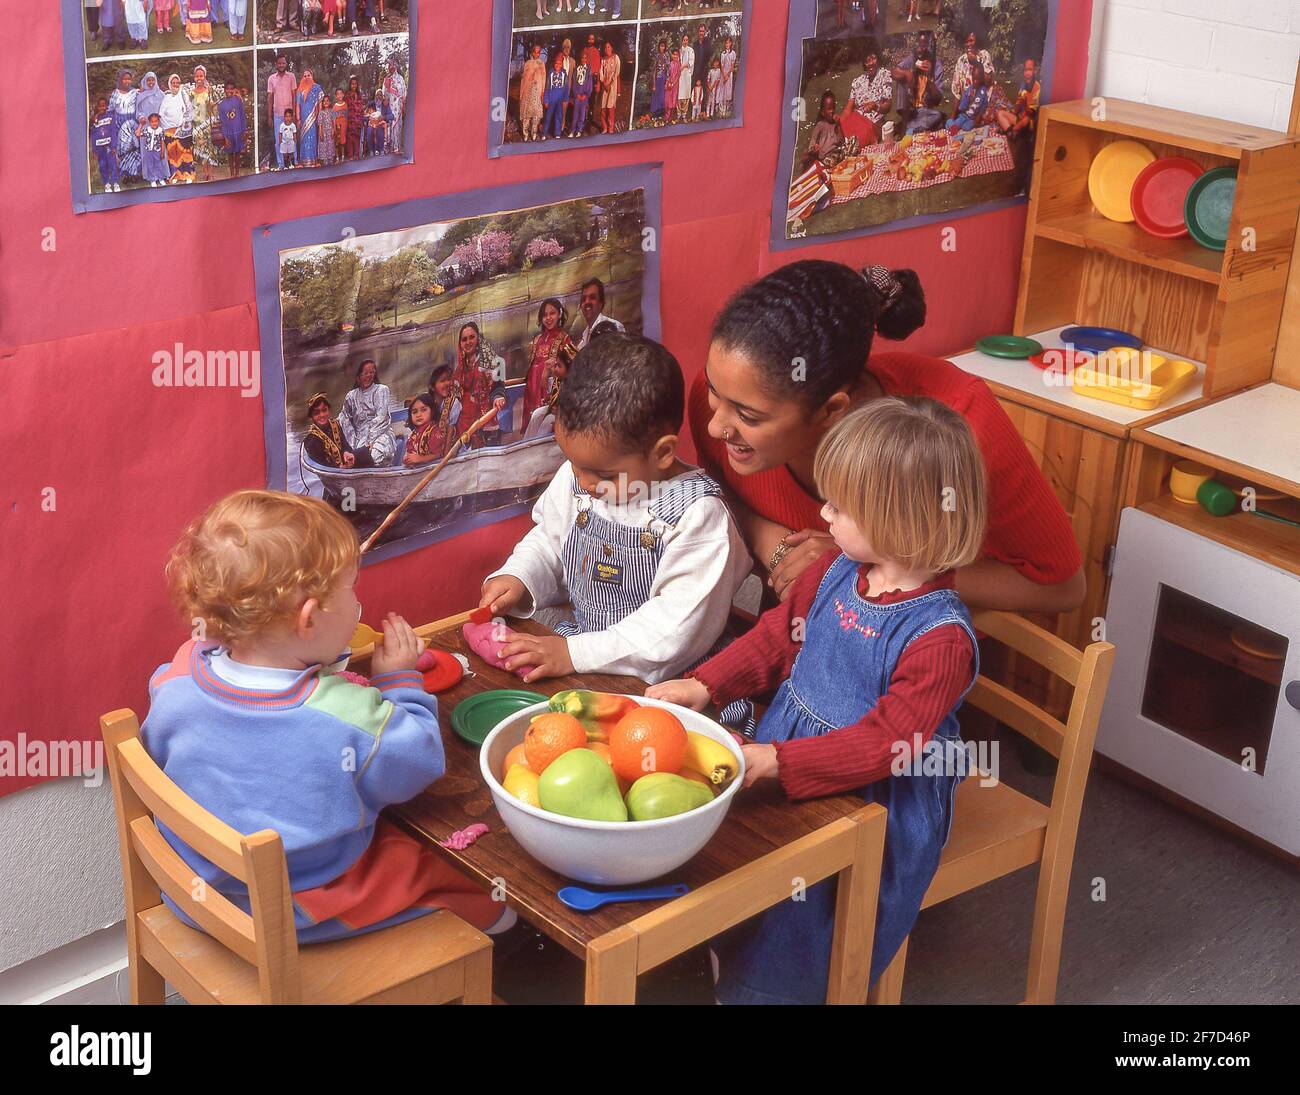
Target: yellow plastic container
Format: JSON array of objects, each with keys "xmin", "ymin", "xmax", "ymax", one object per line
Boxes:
[{"xmin": 1070, "ymin": 348, "xmax": 1199, "ymax": 410}]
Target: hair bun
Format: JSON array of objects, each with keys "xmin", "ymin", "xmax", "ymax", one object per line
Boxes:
[{"xmin": 864, "ymin": 266, "xmax": 926, "ymax": 342}]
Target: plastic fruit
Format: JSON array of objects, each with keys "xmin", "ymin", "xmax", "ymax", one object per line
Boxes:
[
  {"xmin": 681, "ymin": 731, "xmax": 739, "ymax": 787},
  {"xmin": 587, "ymin": 742, "xmax": 632, "ymax": 795},
  {"xmin": 548, "ymin": 689, "xmax": 640, "ymax": 743},
  {"xmin": 676, "ymin": 765, "xmax": 716, "ymax": 795},
  {"xmin": 609, "ymin": 707, "xmax": 688, "ymax": 783},
  {"xmin": 538, "ymin": 748, "xmax": 628, "ymax": 822},
  {"xmin": 503, "ymin": 764, "xmax": 542, "ymax": 807},
  {"xmin": 625, "ymin": 772, "xmax": 713, "ymax": 821},
  {"xmin": 524, "ymin": 712, "xmax": 587, "ymax": 774},
  {"xmin": 501, "ymin": 742, "xmax": 531, "ymax": 780}
]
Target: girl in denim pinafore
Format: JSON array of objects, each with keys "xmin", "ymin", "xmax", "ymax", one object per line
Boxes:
[
  {"xmin": 711, "ymin": 553, "xmax": 977, "ymax": 1005},
  {"xmin": 555, "ymin": 472, "xmax": 755, "ymax": 733}
]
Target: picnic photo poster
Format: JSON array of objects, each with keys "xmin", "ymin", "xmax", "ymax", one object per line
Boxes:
[
  {"xmin": 252, "ymin": 164, "xmax": 663, "ymax": 566},
  {"xmin": 489, "ymin": 0, "xmax": 750, "ymax": 156},
  {"xmin": 776, "ymin": 0, "xmax": 1060, "ymax": 247},
  {"xmin": 62, "ymin": 0, "xmax": 415, "ymax": 213}
]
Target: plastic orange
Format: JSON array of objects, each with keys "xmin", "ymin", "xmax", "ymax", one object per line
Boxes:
[
  {"xmin": 609, "ymin": 707, "xmax": 688, "ymax": 783},
  {"xmin": 524, "ymin": 712, "xmax": 588, "ymax": 774},
  {"xmin": 501, "ymin": 742, "xmax": 531, "ymax": 780}
]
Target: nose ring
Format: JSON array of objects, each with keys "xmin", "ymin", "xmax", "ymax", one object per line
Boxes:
[{"xmin": 722, "ymin": 428, "xmax": 733, "ymax": 442}]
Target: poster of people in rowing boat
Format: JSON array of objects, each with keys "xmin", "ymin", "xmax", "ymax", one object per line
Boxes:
[
  {"xmin": 61, "ymin": 0, "xmax": 414, "ymax": 213},
  {"xmin": 774, "ymin": 0, "xmax": 1058, "ymax": 246},
  {"xmin": 252, "ymin": 165, "xmax": 662, "ymax": 565},
  {"xmin": 489, "ymin": 0, "xmax": 750, "ymax": 156}
]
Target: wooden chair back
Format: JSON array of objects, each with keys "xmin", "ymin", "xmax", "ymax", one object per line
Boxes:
[
  {"xmin": 966, "ymin": 610, "xmax": 1116, "ymax": 1002},
  {"xmin": 102, "ymin": 709, "xmax": 302, "ymax": 1004}
]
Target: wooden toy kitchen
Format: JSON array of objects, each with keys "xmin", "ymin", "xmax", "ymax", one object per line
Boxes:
[{"xmin": 953, "ymin": 96, "xmax": 1300, "ymax": 861}]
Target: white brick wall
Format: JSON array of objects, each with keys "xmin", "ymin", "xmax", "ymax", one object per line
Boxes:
[{"xmin": 1095, "ymin": 1, "xmax": 1300, "ymax": 132}]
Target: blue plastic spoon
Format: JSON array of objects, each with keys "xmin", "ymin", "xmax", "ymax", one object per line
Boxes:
[{"xmin": 557, "ymin": 883, "xmax": 689, "ymax": 912}]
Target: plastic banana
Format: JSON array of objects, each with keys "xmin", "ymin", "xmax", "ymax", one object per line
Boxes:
[{"xmin": 681, "ymin": 730, "xmax": 739, "ymax": 786}]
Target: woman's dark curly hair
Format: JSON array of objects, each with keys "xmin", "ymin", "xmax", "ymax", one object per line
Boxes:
[{"xmin": 710, "ymin": 260, "xmax": 926, "ymax": 409}]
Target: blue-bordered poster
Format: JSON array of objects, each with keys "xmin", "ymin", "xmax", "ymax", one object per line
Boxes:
[
  {"xmin": 252, "ymin": 163, "xmax": 663, "ymax": 565},
  {"xmin": 63, "ymin": 0, "xmax": 416, "ymax": 213},
  {"xmin": 774, "ymin": 0, "xmax": 1060, "ymax": 248},
  {"xmin": 489, "ymin": 0, "xmax": 750, "ymax": 156}
]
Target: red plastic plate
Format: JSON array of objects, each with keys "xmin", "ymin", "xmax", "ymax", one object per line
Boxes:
[
  {"xmin": 1131, "ymin": 157, "xmax": 1202, "ymax": 239},
  {"xmin": 422, "ymin": 649, "xmax": 465, "ymax": 694},
  {"xmin": 1029, "ymin": 348, "xmax": 1091, "ymax": 373}
]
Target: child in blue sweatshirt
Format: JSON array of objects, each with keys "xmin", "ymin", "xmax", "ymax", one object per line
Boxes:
[{"xmin": 143, "ymin": 490, "xmax": 510, "ymax": 943}]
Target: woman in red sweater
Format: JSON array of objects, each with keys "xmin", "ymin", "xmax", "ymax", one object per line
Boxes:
[{"xmin": 689, "ymin": 260, "xmax": 1085, "ymax": 613}]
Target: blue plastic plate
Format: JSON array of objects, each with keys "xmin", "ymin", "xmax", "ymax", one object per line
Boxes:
[{"xmin": 1060, "ymin": 326, "xmax": 1143, "ymax": 354}]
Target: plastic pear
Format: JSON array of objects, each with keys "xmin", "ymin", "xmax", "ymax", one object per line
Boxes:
[{"xmin": 538, "ymin": 748, "xmax": 629, "ymax": 822}]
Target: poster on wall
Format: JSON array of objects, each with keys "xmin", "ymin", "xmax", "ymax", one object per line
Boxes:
[
  {"xmin": 773, "ymin": 0, "xmax": 1059, "ymax": 247},
  {"xmin": 61, "ymin": 0, "xmax": 415, "ymax": 213},
  {"xmin": 489, "ymin": 0, "xmax": 750, "ymax": 156},
  {"xmin": 252, "ymin": 164, "xmax": 662, "ymax": 565}
]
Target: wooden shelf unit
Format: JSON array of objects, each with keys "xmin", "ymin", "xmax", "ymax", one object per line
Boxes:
[{"xmin": 1015, "ymin": 99, "xmax": 1300, "ymax": 399}]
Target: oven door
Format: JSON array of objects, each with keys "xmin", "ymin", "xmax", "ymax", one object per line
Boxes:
[{"xmin": 1097, "ymin": 508, "xmax": 1299, "ymax": 854}]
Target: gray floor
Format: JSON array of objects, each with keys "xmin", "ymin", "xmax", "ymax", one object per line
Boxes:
[{"xmin": 902, "ymin": 725, "xmax": 1300, "ymax": 1005}]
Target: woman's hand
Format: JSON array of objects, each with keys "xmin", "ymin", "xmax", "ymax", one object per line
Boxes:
[
  {"xmin": 371, "ymin": 612, "xmax": 427, "ymax": 676},
  {"xmin": 342, "ymin": 452, "xmax": 356, "ymax": 468},
  {"xmin": 499, "ymin": 634, "xmax": 574, "ymax": 683},
  {"xmin": 769, "ymin": 529, "xmax": 837, "ymax": 601},
  {"xmin": 479, "ymin": 575, "xmax": 526, "ymax": 616},
  {"xmin": 644, "ymin": 677, "xmax": 712, "ymax": 712},
  {"xmin": 741, "ymin": 743, "xmax": 779, "ymax": 788}
]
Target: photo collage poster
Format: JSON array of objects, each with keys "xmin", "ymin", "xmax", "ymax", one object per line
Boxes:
[
  {"xmin": 63, "ymin": 0, "xmax": 415, "ymax": 212},
  {"xmin": 490, "ymin": 0, "xmax": 750, "ymax": 155},
  {"xmin": 252, "ymin": 164, "xmax": 663, "ymax": 565},
  {"xmin": 775, "ymin": 0, "xmax": 1058, "ymax": 247}
]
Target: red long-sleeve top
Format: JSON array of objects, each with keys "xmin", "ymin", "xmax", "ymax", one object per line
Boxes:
[
  {"xmin": 688, "ymin": 352, "xmax": 1083, "ymax": 586},
  {"xmin": 690, "ymin": 551, "xmax": 976, "ymax": 801}
]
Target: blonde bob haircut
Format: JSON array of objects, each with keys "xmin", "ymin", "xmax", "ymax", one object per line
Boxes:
[
  {"xmin": 167, "ymin": 490, "xmax": 360, "ymax": 646},
  {"xmin": 814, "ymin": 396, "xmax": 988, "ymax": 574}
]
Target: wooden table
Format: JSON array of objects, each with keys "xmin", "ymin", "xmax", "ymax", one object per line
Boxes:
[{"xmin": 372, "ymin": 612, "xmax": 888, "ymax": 1004}]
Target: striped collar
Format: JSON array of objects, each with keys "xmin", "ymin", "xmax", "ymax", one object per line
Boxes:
[{"xmin": 189, "ymin": 643, "xmax": 323, "ymax": 711}]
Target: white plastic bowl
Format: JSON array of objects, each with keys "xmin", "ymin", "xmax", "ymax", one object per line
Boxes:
[{"xmin": 479, "ymin": 696, "xmax": 745, "ymax": 885}]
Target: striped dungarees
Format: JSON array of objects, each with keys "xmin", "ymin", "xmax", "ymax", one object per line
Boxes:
[{"xmin": 555, "ymin": 472, "xmax": 754, "ymax": 733}]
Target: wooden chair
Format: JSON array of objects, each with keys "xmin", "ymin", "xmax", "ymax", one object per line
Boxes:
[
  {"xmin": 867, "ymin": 610, "xmax": 1115, "ymax": 1005},
  {"xmin": 102, "ymin": 709, "xmax": 493, "ymax": 1005}
]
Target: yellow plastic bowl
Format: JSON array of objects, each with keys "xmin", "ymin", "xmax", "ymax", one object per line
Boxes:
[{"xmin": 1169, "ymin": 460, "xmax": 1213, "ymax": 504}]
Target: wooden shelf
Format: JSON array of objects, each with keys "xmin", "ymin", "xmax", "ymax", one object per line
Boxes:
[
  {"xmin": 1041, "ymin": 99, "xmax": 1296, "ymax": 158},
  {"xmin": 1138, "ymin": 494, "xmax": 1300, "ymax": 577},
  {"xmin": 1154, "ymin": 599, "xmax": 1286, "ymax": 687},
  {"xmin": 1035, "ymin": 213, "xmax": 1224, "ymax": 285}
]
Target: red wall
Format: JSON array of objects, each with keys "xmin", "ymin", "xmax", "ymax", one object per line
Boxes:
[{"xmin": 0, "ymin": 2, "xmax": 1093, "ymax": 794}]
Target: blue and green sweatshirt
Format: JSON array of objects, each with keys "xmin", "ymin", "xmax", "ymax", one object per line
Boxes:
[{"xmin": 141, "ymin": 640, "xmax": 441, "ymax": 938}]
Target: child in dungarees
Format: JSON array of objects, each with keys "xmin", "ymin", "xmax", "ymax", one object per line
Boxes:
[
  {"xmin": 480, "ymin": 332, "xmax": 753, "ymax": 727},
  {"xmin": 91, "ymin": 99, "xmax": 121, "ymax": 192},
  {"xmin": 650, "ymin": 396, "xmax": 988, "ymax": 1003}
]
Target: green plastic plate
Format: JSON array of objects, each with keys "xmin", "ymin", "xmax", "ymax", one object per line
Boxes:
[
  {"xmin": 976, "ymin": 335, "xmax": 1044, "ymax": 360},
  {"xmin": 451, "ymin": 690, "xmax": 547, "ymax": 746},
  {"xmin": 1184, "ymin": 166, "xmax": 1237, "ymax": 252}
]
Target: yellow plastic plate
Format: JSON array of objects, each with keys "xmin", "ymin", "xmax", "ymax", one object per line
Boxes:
[
  {"xmin": 1071, "ymin": 349, "xmax": 1199, "ymax": 410},
  {"xmin": 1088, "ymin": 140, "xmax": 1157, "ymax": 223}
]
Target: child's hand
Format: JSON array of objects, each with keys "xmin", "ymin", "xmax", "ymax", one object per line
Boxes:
[
  {"xmin": 371, "ymin": 612, "xmax": 427, "ymax": 676},
  {"xmin": 479, "ymin": 575, "xmax": 526, "ymax": 616},
  {"xmin": 499, "ymin": 634, "xmax": 573, "ymax": 683},
  {"xmin": 644, "ymin": 677, "xmax": 712, "ymax": 712},
  {"xmin": 740, "ymin": 743, "xmax": 779, "ymax": 788}
]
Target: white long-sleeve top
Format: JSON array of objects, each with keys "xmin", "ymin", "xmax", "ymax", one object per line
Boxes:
[{"xmin": 486, "ymin": 463, "xmax": 752, "ymax": 684}]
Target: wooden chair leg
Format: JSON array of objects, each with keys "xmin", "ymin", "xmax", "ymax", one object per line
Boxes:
[
  {"xmin": 130, "ymin": 953, "xmax": 167, "ymax": 1005},
  {"xmin": 867, "ymin": 935, "xmax": 908, "ymax": 1004},
  {"xmin": 1024, "ymin": 896, "xmax": 1066, "ymax": 1004},
  {"xmin": 461, "ymin": 944, "xmax": 493, "ymax": 1005}
]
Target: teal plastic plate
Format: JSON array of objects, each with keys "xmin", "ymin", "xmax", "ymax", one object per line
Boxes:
[
  {"xmin": 976, "ymin": 335, "xmax": 1044, "ymax": 360},
  {"xmin": 451, "ymin": 690, "xmax": 547, "ymax": 746},
  {"xmin": 1184, "ymin": 166, "xmax": 1237, "ymax": 251}
]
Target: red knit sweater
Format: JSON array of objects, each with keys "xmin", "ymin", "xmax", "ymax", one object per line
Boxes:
[
  {"xmin": 691, "ymin": 551, "xmax": 976, "ymax": 801},
  {"xmin": 688, "ymin": 351, "xmax": 1083, "ymax": 585}
]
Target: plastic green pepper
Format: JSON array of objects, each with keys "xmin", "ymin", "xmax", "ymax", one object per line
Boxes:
[
  {"xmin": 625, "ymin": 772, "xmax": 714, "ymax": 821},
  {"xmin": 548, "ymin": 689, "xmax": 639, "ymax": 743}
]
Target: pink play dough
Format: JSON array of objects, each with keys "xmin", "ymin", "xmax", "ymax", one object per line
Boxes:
[
  {"xmin": 438, "ymin": 823, "xmax": 490, "ymax": 851},
  {"xmin": 462, "ymin": 621, "xmax": 527, "ymax": 677}
]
